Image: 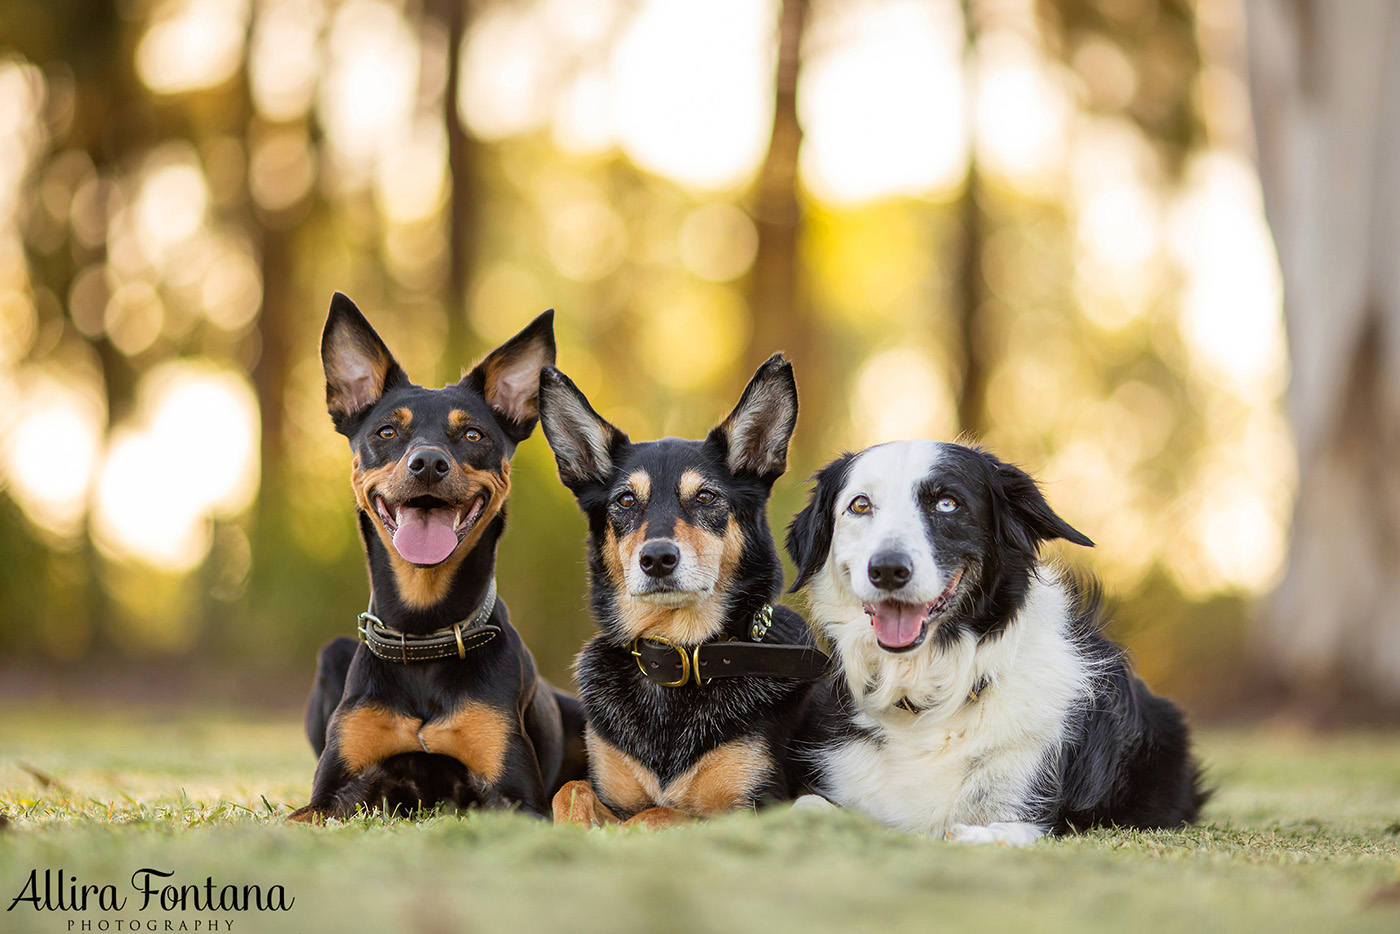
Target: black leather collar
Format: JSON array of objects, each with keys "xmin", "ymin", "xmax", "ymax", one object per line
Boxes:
[
  {"xmin": 630, "ymin": 606, "xmax": 830, "ymax": 688},
  {"xmin": 357, "ymin": 578, "xmax": 501, "ymax": 664}
]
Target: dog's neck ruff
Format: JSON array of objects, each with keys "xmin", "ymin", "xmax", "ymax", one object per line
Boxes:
[
  {"xmin": 630, "ymin": 604, "xmax": 829, "ymax": 688},
  {"xmin": 893, "ymin": 675, "xmax": 990, "ymax": 715},
  {"xmin": 358, "ymin": 577, "xmax": 501, "ymax": 664}
]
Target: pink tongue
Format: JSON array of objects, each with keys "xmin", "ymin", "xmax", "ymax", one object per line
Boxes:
[
  {"xmin": 868, "ymin": 602, "xmax": 929, "ymax": 648},
  {"xmin": 392, "ymin": 507, "xmax": 459, "ymax": 565}
]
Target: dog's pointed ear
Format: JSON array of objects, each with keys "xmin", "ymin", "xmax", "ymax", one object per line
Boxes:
[
  {"xmin": 785, "ymin": 453, "xmax": 856, "ymax": 593},
  {"xmin": 987, "ymin": 455, "xmax": 1094, "ymax": 553},
  {"xmin": 321, "ymin": 292, "xmax": 410, "ymax": 435},
  {"xmin": 538, "ymin": 366, "xmax": 627, "ymax": 494},
  {"xmin": 708, "ymin": 353, "xmax": 798, "ymax": 482},
  {"xmin": 462, "ymin": 310, "xmax": 556, "ymax": 444}
]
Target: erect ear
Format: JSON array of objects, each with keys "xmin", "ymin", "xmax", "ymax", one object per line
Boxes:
[
  {"xmin": 985, "ymin": 454, "xmax": 1094, "ymax": 553},
  {"xmin": 538, "ymin": 366, "xmax": 628, "ymax": 494},
  {"xmin": 785, "ymin": 452, "xmax": 856, "ymax": 593},
  {"xmin": 707, "ymin": 353, "xmax": 798, "ymax": 482},
  {"xmin": 462, "ymin": 310, "xmax": 556, "ymax": 444},
  {"xmin": 321, "ymin": 292, "xmax": 410, "ymax": 435}
]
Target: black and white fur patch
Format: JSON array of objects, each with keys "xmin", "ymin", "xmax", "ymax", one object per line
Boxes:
[{"xmin": 787, "ymin": 440, "xmax": 1206, "ymax": 844}]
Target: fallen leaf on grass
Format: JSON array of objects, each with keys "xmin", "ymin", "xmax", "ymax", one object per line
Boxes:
[
  {"xmin": 1367, "ymin": 882, "xmax": 1400, "ymax": 907},
  {"xmin": 17, "ymin": 761, "xmax": 66, "ymax": 792}
]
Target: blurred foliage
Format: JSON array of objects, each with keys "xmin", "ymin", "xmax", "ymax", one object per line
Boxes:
[{"xmin": 0, "ymin": 0, "xmax": 1290, "ymax": 707}]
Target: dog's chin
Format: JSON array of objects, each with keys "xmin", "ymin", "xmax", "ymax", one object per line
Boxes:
[{"xmin": 632, "ymin": 588, "xmax": 708, "ymax": 608}]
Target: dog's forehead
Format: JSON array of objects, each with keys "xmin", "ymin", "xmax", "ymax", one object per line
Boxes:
[
  {"xmin": 842, "ymin": 441, "xmax": 945, "ymax": 501},
  {"xmin": 616, "ymin": 438, "xmax": 723, "ymax": 491},
  {"xmin": 379, "ymin": 384, "xmax": 494, "ymax": 424}
]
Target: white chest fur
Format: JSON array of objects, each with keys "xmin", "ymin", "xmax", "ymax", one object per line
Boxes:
[{"xmin": 815, "ymin": 574, "xmax": 1092, "ymax": 836}]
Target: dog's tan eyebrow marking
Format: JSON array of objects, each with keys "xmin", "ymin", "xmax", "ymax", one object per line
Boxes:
[
  {"xmin": 625, "ymin": 471, "xmax": 651, "ymax": 501},
  {"xmin": 678, "ymin": 470, "xmax": 707, "ymax": 500},
  {"xmin": 449, "ymin": 410, "xmax": 469, "ymax": 431},
  {"xmin": 393, "ymin": 408, "xmax": 413, "ymax": 426}
]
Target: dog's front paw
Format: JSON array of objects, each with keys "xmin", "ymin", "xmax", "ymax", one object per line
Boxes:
[
  {"xmin": 790, "ymin": 794, "xmax": 838, "ymax": 813},
  {"xmin": 946, "ymin": 821, "xmax": 1044, "ymax": 847},
  {"xmin": 551, "ymin": 780, "xmax": 620, "ymax": 827},
  {"xmin": 286, "ymin": 805, "xmax": 330, "ymax": 825}
]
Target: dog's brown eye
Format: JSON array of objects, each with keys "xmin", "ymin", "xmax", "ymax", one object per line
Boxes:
[
  {"xmin": 936, "ymin": 496, "xmax": 958, "ymax": 513},
  {"xmin": 696, "ymin": 489, "xmax": 716, "ymax": 505},
  {"xmin": 617, "ymin": 492, "xmax": 636, "ymax": 509},
  {"xmin": 376, "ymin": 426, "xmax": 396, "ymax": 440},
  {"xmin": 849, "ymin": 495, "xmax": 872, "ymax": 515},
  {"xmin": 464, "ymin": 428, "xmax": 483, "ymax": 442}
]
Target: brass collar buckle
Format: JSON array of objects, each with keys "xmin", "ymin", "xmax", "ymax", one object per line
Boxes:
[{"xmin": 631, "ymin": 635, "xmax": 706, "ymax": 688}]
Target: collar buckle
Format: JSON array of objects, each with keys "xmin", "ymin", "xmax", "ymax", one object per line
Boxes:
[{"xmin": 631, "ymin": 635, "xmax": 693, "ymax": 687}]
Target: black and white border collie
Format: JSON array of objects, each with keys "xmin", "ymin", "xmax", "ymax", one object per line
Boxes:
[{"xmin": 786, "ymin": 440, "xmax": 1206, "ymax": 845}]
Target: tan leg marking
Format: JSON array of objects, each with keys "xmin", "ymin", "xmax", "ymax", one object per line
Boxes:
[
  {"xmin": 585, "ymin": 726, "xmax": 661, "ymax": 815},
  {"xmin": 417, "ymin": 701, "xmax": 513, "ymax": 785},
  {"xmin": 670, "ymin": 737, "xmax": 771, "ymax": 816},
  {"xmin": 583, "ymin": 729, "xmax": 772, "ymax": 820},
  {"xmin": 551, "ymin": 780, "xmax": 621, "ymax": 827},
  {"xmin": 335, "ymin": 705, "xmax": 423, "ymax": 774}
]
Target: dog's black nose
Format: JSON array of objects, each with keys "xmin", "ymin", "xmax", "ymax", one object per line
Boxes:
[
  {"xmin": 408, "ymin": 447, "xmax": 451, "ymax": 482},
  {"xmin": 868, "ymin": 552, "xmax": 912, "ymax": 590},
  {"xmin": 639, "ymin": 540, "xmax": 681, "ymax": 578}
]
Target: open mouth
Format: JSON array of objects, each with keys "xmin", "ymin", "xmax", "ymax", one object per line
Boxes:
[
  {"xmin": 374, "ymin": 492, "xmax": 487, "ymax": 567},
  {"xmin": 862, "ymin": 568, "xmax": 964, "ymax": 652}
]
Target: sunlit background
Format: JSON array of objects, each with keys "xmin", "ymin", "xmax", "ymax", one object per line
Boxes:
[{"xmin": 0, "ymin": 0, "xmax": 1291, "ymax": 706}]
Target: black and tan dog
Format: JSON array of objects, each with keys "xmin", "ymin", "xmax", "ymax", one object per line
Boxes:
[
  {"xmin": 538, "ymin": 355, "xmax": 828, "ymax": 828},
  {"xmin": 290, "ymin": 293, "xmax": 586, "ymax": 822}
]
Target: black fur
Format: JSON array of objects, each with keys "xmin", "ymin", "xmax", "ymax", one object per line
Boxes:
[
  {"xmin": 294, "ymin": 294, "xmax": 587, "ymax": 821},
  {"xmin": 539, "ymin": 355, "xmax": 824, "ymax": 816},
  {"xmin": 787, "ymin": 441, "xmax": 1206, "ymax": 834}
]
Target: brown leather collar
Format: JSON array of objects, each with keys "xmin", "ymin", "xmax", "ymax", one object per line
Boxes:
[
  {"xmin": 630, "ymin": 606, "xmax": 830, "ymax": 688},
  {"xmin": 894, "ymin": 675, "xmax": 990, "ymax": 715},
  {"xmin": 357, "ymin": 579, "xmax": 501, "ymax": 664}
]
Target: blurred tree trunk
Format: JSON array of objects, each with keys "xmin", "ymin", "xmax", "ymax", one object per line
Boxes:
[
  {"xmin": 427, "ymin": 0, "xmax": 479, "ymax": 378},
  {"xmin": 748, "ymin": 0, "xmax": 821, "ymax": 455},
  {"xmin": 1247, "ymin": 0, "xmax": 1400, "ymax": 704},
  {"xmin": 954, "ymin": 0, "xmax": 988, "ymax": 438}
]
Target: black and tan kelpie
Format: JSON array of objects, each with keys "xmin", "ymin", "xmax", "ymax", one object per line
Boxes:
[
  {"xmin": 538, "ymin": 354, "xmax": 828, "ymax": 828},
  {"xmin": 290, "ymin": 293, "xmax": 586, "ymax": 822}
]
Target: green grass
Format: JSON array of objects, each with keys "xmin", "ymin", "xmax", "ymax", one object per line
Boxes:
[{"xmin": 2, "ymin": 706, "xmax": 1398, "ymax": 933}]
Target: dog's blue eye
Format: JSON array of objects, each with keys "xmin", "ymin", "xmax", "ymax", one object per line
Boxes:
[{"xmin": 936, "ymin": 496, "xmax": 958, "ymax": 513}]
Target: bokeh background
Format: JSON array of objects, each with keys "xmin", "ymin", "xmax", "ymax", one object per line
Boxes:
[{"xmin": 0, "ymin": 0, "xmax": 1394, "ymax": 718}]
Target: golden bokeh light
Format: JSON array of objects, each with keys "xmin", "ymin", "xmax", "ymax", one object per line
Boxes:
[
  {"xmin": 136, "ymin": 0, "xmax": 248, "ymax": 96},
  {"xmin": 851, "ymin": 347, "xmax": 958, "ymax": 447},
  {"xmin": 1, "ymin": 366, "xmax": 106, "ymax": 541},
  {"xmin": 800, "ymin": 0, "xmax": 967, "ymax": 204},
  {"xmin": 92, "ymin": 362, "xmax": 260, "ymax": 572}
]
